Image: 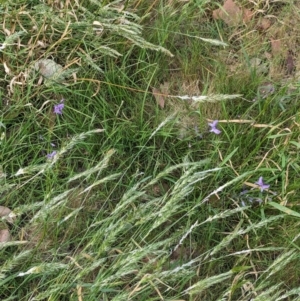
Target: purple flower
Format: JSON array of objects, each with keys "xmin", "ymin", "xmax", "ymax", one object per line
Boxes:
[
  {"xmin": 255, "ymin": 176, "xmax": 270, "ymax": 192},
  {"xmin": 54, "ymin": 100, "xmax": 64, "ymax": 115},
  {"xmin": 46, "ymin": 151, "xmax": 57, "ymax": 159},
  {"xmin": 208, "ymin": 120, "xmax": 221, "ymax": 134}
]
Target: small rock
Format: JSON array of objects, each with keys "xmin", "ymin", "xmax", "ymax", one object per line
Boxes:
[
  {"xmin": 0, "ymin": 229, "xmax": 11, "ymax": 243},
  {"xmin": 253, "ymin": 82, "xmax": 275, "ymax": 101},
  {"xmin": 34, "ymin": 59, "xmax": 64, "ymax": 81}
]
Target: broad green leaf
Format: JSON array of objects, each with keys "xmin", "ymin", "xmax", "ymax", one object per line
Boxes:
[
  {"xmin": 269, "ymin": 201, "xmax": 300, "ymax": 218},
  {"xmin": 290, "ymin": 141, "xmax": 300, "ymax": 148}
]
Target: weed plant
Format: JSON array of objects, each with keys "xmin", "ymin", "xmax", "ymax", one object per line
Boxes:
[{"xmin": 0, "ymin": 0, "xmax": 300, "ymax": 300}]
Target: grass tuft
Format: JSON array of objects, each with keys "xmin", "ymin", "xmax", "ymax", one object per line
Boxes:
[{"xmin": 1, "ymin": 0, "xmax": 300, "ymax": 300}]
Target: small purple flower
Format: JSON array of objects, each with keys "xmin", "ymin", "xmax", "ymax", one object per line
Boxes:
[
  {"xmin": 255, "ymin": 176, "xmax": 270, "ymax": 192},
  {"xmin": 54, "ymin": 99, "xmax": 64, "ymax": 115},
  {"xmin": 46, "ymin": 151, "xmax": 57, "ymax": 159},
  {"xmin": 208, "ymin": 120, "xmax": 221, "ymax": 134}
]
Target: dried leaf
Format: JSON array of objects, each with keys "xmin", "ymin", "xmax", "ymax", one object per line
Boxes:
[
  {"xmin": 160, "ymin": 82, "xmax": 169, "ymax": 95},
  {"xmin": 213, "ymin": 0, "xmax": 253, "ymax": 26},
  {"xmin": 0, "ymin": 206, "xmax": 11, "ymax": 217},
  {"xmin": 0, "ymin": 229, "xmax": 11, "ymax": 243},
  {"xmin": 270, "ymin": 38, "xmax": 282, "ymax": 56},
  {"xmin": 3, "ymin": 28, "xmax": 11, "ymax": 36},
  {"xmin": 0, "ymin": 205, "xmax": 16, "ymax": 224},
  {"xmin": 92, "ymin": 21, "xmax": 104, "ymax": 35},
  {"xmin": 152, "ymin": 88, "xmax": 165, "ymax": 109},
  {"xmin": 257, "ymin": 18, "xmax": 271, "ymax": 31},
  {"xmin": 93, "ymin": 21, "xmax": 102, "ymax": 26},
  {"xmin": 37, "ymin": 40, "xmax": 47, "ymax": 48},
  {"xmin": 152, "ymin": 84, "xmax": 168, "ymax": 109},
  {"xmin": 243, "ymin": 8, "xmax": 253, "ymax": 23},
  {"xmin": 286, "ymin": 51, "xmax": 295, "ymax": 75},
  {"xmin": 3, "ymin": 62, "xmax": 11, "ymax": 75}
]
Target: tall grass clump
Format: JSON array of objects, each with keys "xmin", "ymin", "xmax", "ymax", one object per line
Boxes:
[{"xmin": 1, "ymin": 0, "xmax": 300, "ymax": 300}]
